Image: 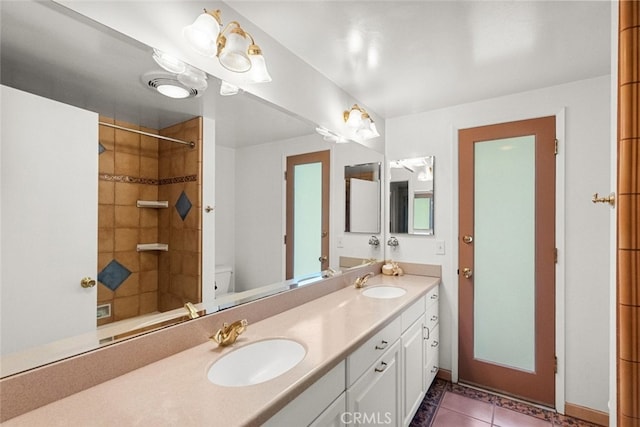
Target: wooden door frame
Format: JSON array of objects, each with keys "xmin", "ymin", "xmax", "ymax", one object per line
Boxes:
[
  {"xmin": 453, "ymin": 116, "xmax": 564, "ymax": 412},
  {"xmin": 285, "ymin": 150, "xmax": 330, "ymax": 280}
]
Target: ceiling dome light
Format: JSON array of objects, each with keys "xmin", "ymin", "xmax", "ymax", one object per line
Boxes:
[
  {"xmin": 183, "ymin": 10, "xmax": 222, "ymax": 57},
  {"xmin": 142, "ymin": 71, "xmax": 199, "ymax": 99},
  {"xmin": 156, "ymin": 84, "xmax": 191, "ymax": 99},
  {"xmin": 218, "ymin": 26, "xmax": 251, "ymax": 72},
  {"xmin": 152, "ymin": 48, "xmax": 186, "ymax": 74}
]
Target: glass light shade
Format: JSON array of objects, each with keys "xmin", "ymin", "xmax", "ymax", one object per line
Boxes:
[
  {"xmin": 178, "ymin": 67, "xmax": 208, "ymax": 91},
  {"xmin": 152, "ymin": 49, "xmax": 186, "ymax": 74},
  {"xmin": 356, "ymin": 117, "xmax": 379, "ymax": 139},
  {"xmin": 219, "ymin": 80, "xmax": 239, "ymax": 96},
  {"xmin": 156, "ymin": 84, "xmax": 190, "ymax": 99},
  {"xmin": 247, "ymin": 53, "xmax": 272, "ymax": 83},
  {"xmin": 218, "ymin": 30, "xmax": 251, "ymax": 72},
  {"xmin": 183, "ymin": 13, "xmax": 220, "ymax": 57},
  {"xmin": 369, "ymin": 120, "xmax": 380, "ymax": 138},
  {"xmin": 345, "ymin": 108, "xmax": 362, "ymax": 128}
]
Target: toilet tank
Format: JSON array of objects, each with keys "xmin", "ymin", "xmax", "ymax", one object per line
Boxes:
[{"xmin": 214, "ymin": 265, "xmax": 233, "ymax": 295}]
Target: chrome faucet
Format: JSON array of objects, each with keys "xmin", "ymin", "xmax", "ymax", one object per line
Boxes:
[
  {"xmin": 354, "ymin": 272, "xmax": 374, "ymax": 288},
  {"xmin": 211, "ymin": 319, "xmax": 248, "ymax": 346}
]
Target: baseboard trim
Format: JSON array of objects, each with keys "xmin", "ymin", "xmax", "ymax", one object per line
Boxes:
[
  {"xmin": 437, "ymin": 368, "xmax": 452, "ymax": 382},
  {"xmin": 565, "ymin": 402, "xmax": 609, "ymax": 426}
]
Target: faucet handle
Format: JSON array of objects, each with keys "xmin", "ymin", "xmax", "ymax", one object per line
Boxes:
[{"xmin": 211, "ymin": 319, "xmax": 248, "ymax": 346}]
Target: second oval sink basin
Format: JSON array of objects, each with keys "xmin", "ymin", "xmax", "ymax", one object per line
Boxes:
[
  {"xmin": 207, "ymin": 339, "xmax": 305, "ymax": 387},
  {"xmin": 362, "ymin": 286, "xmax": 407, "ymax": 299}
]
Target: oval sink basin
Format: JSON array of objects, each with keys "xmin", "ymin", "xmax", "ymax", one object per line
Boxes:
[
  {"xmin": 362, "ymin": 286, "xmax": 407, "ymax": 299},
  {"xmin": 207, "ymin": 339, "xmax": 305, "ymax": 387}
]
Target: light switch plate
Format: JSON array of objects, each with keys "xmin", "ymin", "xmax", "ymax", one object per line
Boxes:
[
  {"xmin": 337, "ymin": 236, "xmax": 344, "ymax": 248},
  {"xmin": 435, "ymin": 240, "xmax": 445, "ymax": 255}
]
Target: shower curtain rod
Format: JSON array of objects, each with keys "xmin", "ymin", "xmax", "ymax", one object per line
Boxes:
[{"xmin": 98, "ymin": 121, "xmax": 196, "ymax": 148}]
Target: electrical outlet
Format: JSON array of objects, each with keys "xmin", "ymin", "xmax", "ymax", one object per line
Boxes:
[{"xmin": 435, "ymin": 240, "xmax": 445, "ymax": 255}]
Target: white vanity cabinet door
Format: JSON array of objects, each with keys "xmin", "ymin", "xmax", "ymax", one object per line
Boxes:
[
  {"xmin": 310, "ymin": 392, "xmax": 347, "ymax": 427},
  {"xmin": 401, "ymin": 317, "xmax": 426, "ymax": 426},
  {"xmin": 347, "ymin": 339, "xmax": 401, "ymax": 427},
  {"xmin": 264, "ymin": 361, "xmax": 346, "ymax": 427}
]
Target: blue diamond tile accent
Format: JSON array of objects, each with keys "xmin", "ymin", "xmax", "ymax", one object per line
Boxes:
[
  {"xmin": 98, "ymin": 143, "xmax": 106, "ymax": 154},
  {"xmin": 98, "ymin": 260, "xmax": 131, "ymax": 291},
  {"xmin": 175, "ymin": 191, "xmax": 192, "ymax": 221}
]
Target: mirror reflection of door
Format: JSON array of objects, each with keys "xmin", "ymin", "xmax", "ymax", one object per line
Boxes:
[
  {"xmin": 285, "ymin": 150, "xmax": 330, "ymax": 279},
  {"xmin": 389, "ymin": 157, "xmax": 435, "ymax": 235},
  {"xmin": 389, "ymin": 181, "xmax": 409, "ymax": 233},
  {"xmin": 458, "ymin": 116, "xmax": 556, "ymax": 406},
  {"xmin": 344, "ymin": 162, "xmax": 381, "ymax": 233}
]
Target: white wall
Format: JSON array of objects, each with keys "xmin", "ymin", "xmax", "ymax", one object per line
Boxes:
[
  {"xmin": 215, "ymin": 145, "xmax": 236, "ymax": 292},
  {"xmin": 217, "ymin": 136, "xmax": 384, "ymax": 292},
  {"xmin": 386, "ymin": 75, "xmax": 611, "ymax": 412},
  {"xmin": 232, "ymin": 134, "xmax": 331, "ymax": 291}
]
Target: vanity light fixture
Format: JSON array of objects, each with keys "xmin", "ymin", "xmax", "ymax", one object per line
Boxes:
[
  {"xmin": 183, "ymin": 9, "xmax": 272, "ymax": 83},
  {"xmin": 343, "ymin": 104, "xmax": 380, "ymax": 140}
]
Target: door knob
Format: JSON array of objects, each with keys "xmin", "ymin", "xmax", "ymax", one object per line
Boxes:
[
  {"xmin": 462, "ymin": 235, "xmax": 473, "ymax": 244},
  {"xmin": 462, "ymin": 268, "xmax": 473, "ymax": 279},
  {"xmin": 318, "ymin": 256, "xmax": 328, "ymax": 262},
  {"xmin": 80, "ymin": 277, "xmax": 96, "ymax": 288}
]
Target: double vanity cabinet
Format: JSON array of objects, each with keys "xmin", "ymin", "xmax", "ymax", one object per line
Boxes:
[
  {"xmin": 265, "ymin": 283, "xmax": 440, "ymax": 427},
  {"xmin": 2, "ymin": 273, "xmax": 440, "ymax": 427}
]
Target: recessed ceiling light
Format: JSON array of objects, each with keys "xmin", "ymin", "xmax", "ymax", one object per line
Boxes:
[
  {"xmin": 156, "ymin": 84, "xmax": 191, "ymax": 99},
  {"xmin": 142, "ymin": 71, "xmax": 199, "ymax": 99}
]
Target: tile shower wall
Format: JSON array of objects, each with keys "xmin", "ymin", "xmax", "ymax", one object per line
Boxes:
[
  {"xmin": 157, "ymin": 117, "xmax": 203, "ymax": 312},
  {"xmin": 97, "ymin": 116, "xmax": 202, "ymax": 324}
]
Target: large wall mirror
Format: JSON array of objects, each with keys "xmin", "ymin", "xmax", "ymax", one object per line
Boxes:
[
  {"xmin": 0, "ymin": 1, "xmax": 382, "ymax": 377},
  {"xmin": 389, "ymin": 156, "xmax": 435, "ymax": 235},
  {"xmin": 344, "ymin": 162, "xmax": 381, "ymax": 234}
]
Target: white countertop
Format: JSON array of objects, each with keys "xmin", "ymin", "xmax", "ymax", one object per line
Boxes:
[{"xmin": 2, "ymin": 274, "xmax": 439, "ymax": 426}]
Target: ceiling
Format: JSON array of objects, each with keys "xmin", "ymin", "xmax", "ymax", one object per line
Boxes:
[
  {"xmin": 227, "ymin": 1, "xmax": 612, "ymax": 119},
  {"xmin": 1, "ymin": 1, "xmax": 612, "ymax": 146}
]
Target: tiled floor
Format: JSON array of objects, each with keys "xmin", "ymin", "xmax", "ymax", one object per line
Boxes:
[{"xmin": 410, "ymin": 379, "xmax": 602, "ymax": 427}]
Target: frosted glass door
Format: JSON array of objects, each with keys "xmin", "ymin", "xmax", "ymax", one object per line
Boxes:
[
  {"xmin": 474, "ymin": 136, "xmax": 536, "ymax": 371},
  {"xmin": 293, "ymin": 162, "xmax": 322, "ymax": 277}
]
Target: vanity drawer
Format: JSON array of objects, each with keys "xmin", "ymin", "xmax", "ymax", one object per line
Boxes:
[
  {"xmin": 401, "ymin": 298, "xmax": 425, "ymax": 332},
  {"xmin": 425, "ymin": 286, "xmax": 439, "ymax": 309},
  {"xmin": 425, "ymin": 324, "xmax": 440, "ymax": 364},
  {"xmin": 425, "ymin": 302, "xmax": 439, "ymax": 333},
  {"xmin": 347, "ymin": 316, "xmax": 401, "ymax": 386}
]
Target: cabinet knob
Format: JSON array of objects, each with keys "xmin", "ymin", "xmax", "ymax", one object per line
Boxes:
[
  {"xmin": 431, "ymin": 315, "xmax": 438, "ymax": 322},
  {"xmin": 375, "ymin": 340, "xmax": 388, "ymax": 350},
  {"xmin": 374, "ymin": 361, "xmax": 388, "ymax": 373},
  {"xmin": 430, "ymin": 366, "xmax": 438, "ymax": 374},
  {"xmin": 431, "ymin": 340, "xmax": 439, "ymax": 348}
]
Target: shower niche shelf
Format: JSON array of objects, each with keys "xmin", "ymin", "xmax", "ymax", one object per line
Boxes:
[
  {"xmin": 137, "ymin": 243, "xmax": 169, "ymax": 252},
  {"xmin": 136, "ymin": 200, "xmax": 169, "ymax": 208}
]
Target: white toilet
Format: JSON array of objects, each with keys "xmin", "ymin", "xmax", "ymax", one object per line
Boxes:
[{"xmin": 214, "ymin": 265, "xmax": 233, "ymax": 296}]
